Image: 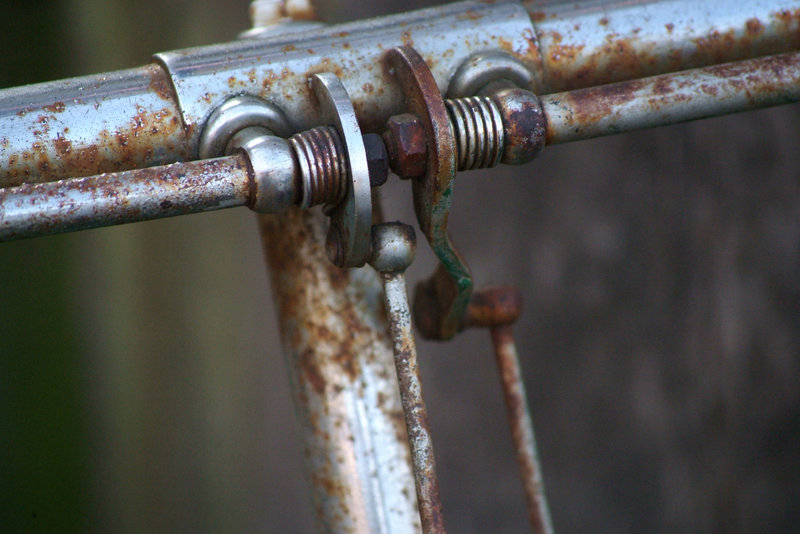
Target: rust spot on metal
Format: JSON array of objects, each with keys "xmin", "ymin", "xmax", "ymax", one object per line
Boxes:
[
  {"xmin": 665, "ymin": 22, "xmax": 674, "ymax": 33},
  {"xmin": 599, "ymin": 17, "xmax": 609, "ymax": 26},
  {"xmin": 282, "ymin": 44, "xmax": 297, "ymax": 52},
  {"xmin": 3, "ymin": 102, "xmax": 188, "ymax": 187},
  {"xmin": 529, "ymin": 10, "xmax": 546, "ymax": 23},
  {"xmin": 43, "ymin": 102, "xmax": 66, "ymax": 114},
  {"xmin": 746, "ymin": 18, "xmax": 764, "ymax": 36},
  {"xmin": 462, "ymin": 286, "xmax": 522, "ymax": 328},
  {"xmin": 299, "ymin": 348, "xmax": 327, "ymax": 394},
  {"xmin": 146, "ymin": 64, "xmax": 176, "ymax": 102}
]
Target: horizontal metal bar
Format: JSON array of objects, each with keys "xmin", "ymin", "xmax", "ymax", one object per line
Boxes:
[
  {"xmin": 3, "ymin": 50, "xmax": 799, "ymax": 242},
  {"xmin": 542, "ymin": 51, "xmax": 800, "ymax": 144},
  {"xmin": 3, "ymin": 1, "xmax": 798, "ymax": 189},
  {"xmin": 525, "ymin": 0, "xmax": 800, "ymax": 92},
  {"xmin": 0, "ymin": 155, "xmax": 250, "ymax": 241}
]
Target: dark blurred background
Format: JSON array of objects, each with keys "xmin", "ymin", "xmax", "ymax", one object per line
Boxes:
[{"xmin": 1, "ymin": 1, "xmax": 798, "ymax": 532}]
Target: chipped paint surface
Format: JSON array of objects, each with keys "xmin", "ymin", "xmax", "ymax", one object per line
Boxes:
[{"xmin": 259, "ymin": 207, "xmax": 420, "ymax": 534}]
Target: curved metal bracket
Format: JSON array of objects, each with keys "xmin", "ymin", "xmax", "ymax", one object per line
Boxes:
[
  {"xmin": 385, "ymin": 45, "xmax": 473, "ymax": 340},
  {"xmin": 310, "ymin": 73, "xmax": 373, "ymax": 269}
]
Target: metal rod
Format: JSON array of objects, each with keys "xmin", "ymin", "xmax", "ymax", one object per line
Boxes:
[
  {"xmin": 525, "ymin": 0, "xmax": 800, "ymax": 92},
  {"xmin": 369, "ymin": 223, "xmax": 446, "ymax": 534},
  {"xmin": 463, "ymin": 287, "xmax": 553, "ymax": 534},
  {"xmin": 542, "ymin": 51, "xmax": 800, "ymax": 144},
  {"xmin": 491, "ymin": 324, "xmax": 554, "ymax": 534},
  {"xmin": 0, "ymin": 155, "xmax": 250, "ymax": 241},
  {"xmin": 384, "ymin": 272, "xmax": 445, "ymax": 534},
  {"xmin": 3, "ymin": 50, "xmax": 799, "ymax": 242}
]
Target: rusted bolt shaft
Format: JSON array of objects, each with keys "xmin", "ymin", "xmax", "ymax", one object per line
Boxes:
[{"xmin": 463, "ymin": 287, "xmax": 554, "ymax": 534}]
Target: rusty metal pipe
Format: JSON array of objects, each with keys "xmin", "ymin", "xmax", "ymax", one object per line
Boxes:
[
  {"xmin": 0, "ymin": 64, "xmax": 189, "ymax": 188},
  {"xmin": 0, "ymin": 156, "xmax": 251, "ymax": 241},
  {"xmin": 542, "ymin": 51, "xmax": 800, "ymax": 145},
  {"xmin": 525, "ymin": 0, "xmax": 800, "ymax": 92}
]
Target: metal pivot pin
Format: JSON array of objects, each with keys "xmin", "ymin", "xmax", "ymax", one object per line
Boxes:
[{"xmin": 367, "ymin": 222, "xmax": 446, "ymax": 534}]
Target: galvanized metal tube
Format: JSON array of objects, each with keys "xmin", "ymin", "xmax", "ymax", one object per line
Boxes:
[
  {"xmin": 525, "ymin": 0, "xmax": 800, "ymax": 92},
  {"xmin": 542, "ymin": 51, "xmax": 800, "ymax": 145},
  {"xmin": 0, "ymin": 64, "xmax": 189, "ymax": 187},
  {"xmin": 0, "ymin": 156, "xmax": 250, "ymax": 241},
  {"xmin": 491, "ymin": 324, "xmax": 553, "ymax": 534},
  {"xmin": 258, "ymin": 208, "xmax": 421, "ymax": 534},
  {"xmin": 382, "ymin": 271, "xmax": 445, "ymax": 534}
]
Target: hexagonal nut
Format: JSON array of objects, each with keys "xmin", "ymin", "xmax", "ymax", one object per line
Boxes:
[{"xmin": 382, "ymin": 114, "xmax": 428, "ymax": 178}]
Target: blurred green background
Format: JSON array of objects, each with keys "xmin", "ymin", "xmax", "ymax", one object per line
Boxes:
[{"xmin": 1, "ymin": 1, "xmax": 799, "ymax": 533}]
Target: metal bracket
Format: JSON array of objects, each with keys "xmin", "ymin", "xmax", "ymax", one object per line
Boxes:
[{"xmin": 385, "ymin": 45, "xmax": 473, "ymax": 341}]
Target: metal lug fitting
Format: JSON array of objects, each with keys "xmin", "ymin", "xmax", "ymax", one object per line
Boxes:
[{"xmin": 381, "ymin": 52, "xmax": 546, "ymax": 178}]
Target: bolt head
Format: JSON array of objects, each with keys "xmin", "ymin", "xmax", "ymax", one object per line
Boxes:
[{"xmin": 382, "ymin": 114, "xmax": 428, "ymax": 178}]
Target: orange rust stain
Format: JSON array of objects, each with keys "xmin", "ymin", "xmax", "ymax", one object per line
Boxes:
[
  {"xmin": 599, "ymin": 17, "xmax": 609, "ymax": 26},
  {"xmin": 362, "ymin": 83, "xmax": 374, "ymax": 94},
  {"xmin": 282, "ymin": 44, "xmax": 297, "ymax": 52},
  {"xmin": 43, "ymin": 102, "xmax": 66, "ymax": 113},
  {"xmin": 548, "ymin": 42, "xmax": 585, "ymax": 64},
  {"xmin": 147, "ymin": 65, "xmax": 176, "ymax": 102},
  {"xmin": 463, "ymin": 9, "xmax": 481, "ymax": 20},
  {"xmin": 529, "ymin": 10, "xmax": 546, "ymax": 23},
  {"xmin": 561, "ymin": 78, "xmax": 647, "ymax": 127},
  {"xmin": 299, "ymin": 348, "xmax": 327, "ymax": 394},
  {"xmin": 665, "ymin": 23, "xmax": 674, "ymax": 33},
  {"xmin": 746, "ymin": 18, "xmax": 764, "ymax": 36}
]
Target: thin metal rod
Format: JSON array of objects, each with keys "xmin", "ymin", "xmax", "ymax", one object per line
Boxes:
[
  {"xmin": 382, "ymin": 271, "xmax": 446, "ymax": 534},
  {"xmin": 0, "ymin": 155, "xmax": 251, "ymax": 241},
  {"xmin": 542, "ymin": 51, "xmax": 800, "ymax": 145},
  {"xmin": 491, "ymin": 324, "xmax": 554, "ymax": 534}
]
